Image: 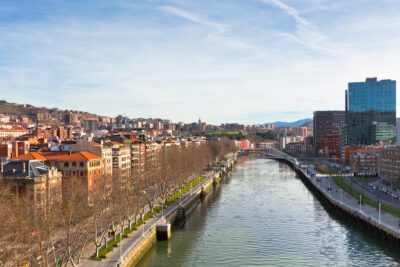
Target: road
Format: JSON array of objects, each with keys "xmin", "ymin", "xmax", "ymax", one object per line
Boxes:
[
  {"xmin": 304, "ymin": 168, "xmax": 400, "ymax": 235},
  {"xmin": 347, "ymin": 176, "xmax": 400, "ymax": 208}
]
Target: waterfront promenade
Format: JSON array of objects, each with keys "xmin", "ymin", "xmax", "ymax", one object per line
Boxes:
[
  {"xmin": 298, "ymin": 167, "xmax": 400, "ymax": 237},
  {"xmin": 254, "ymin": 147, "xmax": 400, "ymax": 237},
  {"xmin": 80, "ymin": 158, "xmax": 234, "ymax": 267},
  {"xmin": 81, "ymin": 151, "xmax": 399, "ymax": 267}
]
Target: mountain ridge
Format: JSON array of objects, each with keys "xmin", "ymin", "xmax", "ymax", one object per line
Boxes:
[{"xmin": 265, "ymin": 118, "xmax": 312, "ymax": 127}]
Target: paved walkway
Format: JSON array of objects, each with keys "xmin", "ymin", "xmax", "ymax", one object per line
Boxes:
[
  {"xmin": 300, "ymin": 167, "xmax": 400, "ymax": 236},
  {"xmin": 80, "ymin": 169, "xmax": 222, "ymax": 267}
]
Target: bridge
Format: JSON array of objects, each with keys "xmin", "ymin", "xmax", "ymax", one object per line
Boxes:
[{"xmin": 240, "ymin": 148, "xmax": 299, "ymax": 166}]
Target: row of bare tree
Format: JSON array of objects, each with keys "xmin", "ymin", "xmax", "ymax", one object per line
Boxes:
[{"xmin": 0, "ymin": 138, "xmax": 237, "ymax": 266}]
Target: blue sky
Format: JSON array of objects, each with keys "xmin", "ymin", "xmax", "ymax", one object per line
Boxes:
[{"xmin": 1, "ymin": 0, "xmax": 400, "ymax": 124}]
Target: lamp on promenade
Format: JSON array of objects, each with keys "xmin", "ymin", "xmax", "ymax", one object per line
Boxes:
[
  {"xmin": 341, "ymin": 189, "xmax": 343, "ymax": 204},
  {"xmin": 359, "ymin": 194, "xmax": 362, "ymax": 212},
  {"xmin": 161, "ymin": 201, "xmax": 164, "ymax": 219},
  {"xmin": 378, "ymin": 203, "xmax": 381, "ymax": 223},
  {"xmin": 179, "ymin": 188, "xmax": 182, "ymax": 206}
]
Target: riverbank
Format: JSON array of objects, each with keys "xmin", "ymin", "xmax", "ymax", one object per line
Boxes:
[
  {"xmin": 280, "ymin": 158, "xmax": 400, "ymax": 249},
  {"xmin": 135, "ymin": 158, "xmax": 400, "ymax": 267},
  {"xmin": 121, "ymin": 157, "xmax": 237, "ymax": 267},
  {"xmin": 81, "ymin": 155, "xmax": 237, "ymax": 267}
]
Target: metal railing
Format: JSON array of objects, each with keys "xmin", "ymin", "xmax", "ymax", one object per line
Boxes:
[
  {"xmin": 298, "ymin": 167, "xmax": 400, "ymax": 236},
  {"xmin": 115, "ymin": 164, "xmax": 231, "ymax": 266}
]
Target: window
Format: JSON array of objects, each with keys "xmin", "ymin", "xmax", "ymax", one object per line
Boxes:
[
  {"xmin": 72, "ymin": 162, "xmax": 77, "ymax": 168},
  {"xmin": 64, "ymin": 162, "xmax": 69, "ymax": 168},
  {"xmin": 80, "ymin": 162, "xmax": 84, "ymax": 168},
  {"xmin": 80, "ymin": 171, "xmax": 84, "ymax": 177}
]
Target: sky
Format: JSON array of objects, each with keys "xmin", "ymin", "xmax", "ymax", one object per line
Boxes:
[{"xmin": 0, "ymin": 0, "xmax": 400, "ymax": 124}]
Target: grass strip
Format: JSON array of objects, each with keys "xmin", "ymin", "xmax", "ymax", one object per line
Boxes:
[
  {"xmin": 332, "ymin": 176, "xmax": 400, "ymax": 218},
  {"xmin": 92, "ymin": 176, "xmax": 205, "ymax": 260}
]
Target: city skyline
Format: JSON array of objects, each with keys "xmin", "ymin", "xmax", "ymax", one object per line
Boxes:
[{"xmin": 1, "ymin": 0, "xmax": 400, "ymax": 124}]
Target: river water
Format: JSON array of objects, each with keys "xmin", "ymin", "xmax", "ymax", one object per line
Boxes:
[{"xmin": 136, "ymin": 158, "xmax": 400, "ymax": 267}]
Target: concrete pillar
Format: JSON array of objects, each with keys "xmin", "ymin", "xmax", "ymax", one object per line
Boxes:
[{"xmin": 156, "ymin": 224, "xmax": 171, "ymax": 241}]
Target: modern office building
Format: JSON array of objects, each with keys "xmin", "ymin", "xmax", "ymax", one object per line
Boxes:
[
  {"xmin": 313, "ymin": 111, "xmax": 345, "ymax": 159},
  {"xmin": 397, "ymin": 118, "xmax": 400, "ymax": 145},
  {"xmin": 345, "ymin": 78, "xmax": 396, "ymax": 146}
]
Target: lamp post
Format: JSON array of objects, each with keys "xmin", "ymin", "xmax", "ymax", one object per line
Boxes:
[
  {"xmin": 378, "ymin": 203, "xmax": 381, "ymax": 223},
  {"xmin": 340, "ymin": 189, "xmax": 343, "ymax": 204},
  {"xmin": 179, "ymin": 187, "xmax": 182, "ymax": 206},
  {"xmin": 359, "ymin": 194, "xmax": 362, "ymax": 212}
]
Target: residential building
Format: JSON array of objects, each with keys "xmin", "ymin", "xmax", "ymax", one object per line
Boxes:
[
  {"xmin": 313, "ymin": 111, "xmax": 345, "ymax": 159},
  {"xmin": 235, "ymin": 140, "xmax": 251, "ymax": 150},
  {"xmin": 2, "ymin": 160, "xmax": 62, "ymax": 208},
  {"xmin": 299, "ymin": 127, "xmax": 308, "ymax": 137},
  {"xmin": 379, "ymin": 146, "xmax": 400, "ymax": 188},
  {"xmin": 0, "ymin": 143, "xmax": 11, "ymax": 163},
  {"xmin": 83, "ymin": 120, "xmax": 99, "ymax": 133},
  {"xmin": 130, "ymin": 142, "xmax": 146, "ymax": 179},
  {"xmin": 104, "ymin": 142, "xmax": 131, "ymax": 181},
  {"xmin": 0, "ymin": 127, "xmax": 29, "ymax": 138},
  {"xmin": 70, "ymin": 139, "xmax": 113, "ymax": 176},
  {"xmin": 345, "ymin": 78, "xmax": 396, "ymax": 146},
  {"xmin": 36, "ymin": 111, "xmax": 50, "ymax": 123},
  {"xmin": 349, "ymin": 147, "xmax": 380, "ymax": 176},
  {"xmin": 63, "ymin": 111, "xmax": 79, "ymax": 125},
  {"xmin": 12, "ymin": 151, "xmax": 104, "ymax": 193},
  {"xmin": 285, "ymin": 142, "xmax": 304, "ymax": 156}
]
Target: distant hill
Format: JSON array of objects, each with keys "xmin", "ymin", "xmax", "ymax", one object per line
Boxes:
[
  {"xmin": 0, "ymin": 100, "xmax": 89, "ymax": 116},
  {"xmin": 265, "ymin": 118, "xmax": 312, "ymax": 127},
  {"xmin": 0, "ymin": 100, "xmax": 50, "ymax": 115}
]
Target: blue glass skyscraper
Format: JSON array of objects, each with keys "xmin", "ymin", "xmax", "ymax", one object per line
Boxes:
[{"xmin": 345, "ymin": 77, "xmax": 396, "ymax": 145}]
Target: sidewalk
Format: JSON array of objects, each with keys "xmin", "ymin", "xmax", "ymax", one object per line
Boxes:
[
  {"xmin": 301, "ymin": 167, "xmax": 400, "ymax": 236},
  {"xmin": 80, "ymin": 170, "xmax": 219, "ymax": 267}
]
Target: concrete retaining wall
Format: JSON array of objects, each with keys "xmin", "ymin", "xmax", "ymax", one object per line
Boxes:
[
  {"xmin": 278, "ymin": 158, "xmax": 400, "ymax": 250},
  {"xmin": 122, "ymin": 160, "xmax": 236, "ymax": 266},
  {"xmin": 121, "ymin": 230, "xmax": 157, "ymax": 267}
]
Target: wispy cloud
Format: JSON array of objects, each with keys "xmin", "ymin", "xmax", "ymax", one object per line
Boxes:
[
  {"xmin": 158, "ymin": 5, "xmax": 249, "ymax": 50},
  {"xmin": 264, "ymin": 0, "xmax": 312, "ymax": 28},
  {"xmin": 158, "ymin": 6, "xmax": 228, "ymax": 33},
  {"xmin": 263, "ymin": 0, "xmax": 328, "ymax": 52},
  {"xmin": 1, "ymin": 0, "xmax": 400, "ymax": 123}
]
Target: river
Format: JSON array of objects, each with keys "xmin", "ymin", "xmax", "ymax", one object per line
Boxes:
[{"xmin": 136, "ymin": 158, "xmax": 400, "ymax": 267}]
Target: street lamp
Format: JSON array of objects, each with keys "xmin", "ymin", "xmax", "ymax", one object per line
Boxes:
[
  {"xmin": 340, "ymin": 189, "xmax": 343, "ymax": 204},
  {"xmin": 359, "ymin": 194, "xmax": 362, "ymax": 212},
  {"xmin": 379, "ymin": 203, "xmax": 381, "ymax": 223},
  {"xmin": 161, "ymin": 201, "xmax": 164, "ymax": 219}
]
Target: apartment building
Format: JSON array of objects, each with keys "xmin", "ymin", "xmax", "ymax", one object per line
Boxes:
[
  {"xmin": 70, "ymin": 139, "xmax": 113, "ymax": 176},
  {"xmin": 2, "ymin": 160, "xmax": 62, "ymax": 208},
  {"xmin": 379, "ymin": 146, "xmax": 400, "ymax": 187},
  {"xmin": 349, "ymin": 147, "xmax": 380, "ymax": 176}
]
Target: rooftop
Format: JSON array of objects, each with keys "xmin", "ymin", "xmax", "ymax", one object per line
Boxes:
[{"xmin": 12, "ymin": 151, "xmax": 101, "ymax": 161}]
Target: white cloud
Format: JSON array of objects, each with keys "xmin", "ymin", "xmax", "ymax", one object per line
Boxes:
[
  {"xmin": 1, "ymin": 1, "xmax": 400, "ymax": 123},
  {"xmin": 158, "ymin": 6, "xmax": 228, "ymax": 33}
]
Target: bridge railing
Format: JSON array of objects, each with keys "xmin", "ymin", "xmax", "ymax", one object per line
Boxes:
[{"xmin": 253, "ymin": 148, "xmax": 298, "ymax": 166}]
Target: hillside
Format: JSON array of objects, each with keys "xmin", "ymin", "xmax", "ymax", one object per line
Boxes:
[{"xmin": 265, "ymin": 118, "xmax": 312, "ymax": 127}]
